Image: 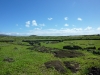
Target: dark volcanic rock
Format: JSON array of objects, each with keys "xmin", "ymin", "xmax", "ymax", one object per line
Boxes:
[
  {"xmin": 54, "ymin": 50, "xmax": 84, "ymax": 58},
  {"xmin": 63, "ymin": 61, "xmax": 80, "ymax": 73},
  {"xmin": 27, "ymin": 46, "xmax": 59, "ymax": 53},
  {"xmin": 63, "ymin": 45, "xmax": 82, "ymax": 50},
  {"xmin": 88, "ymin": 67, "xmax": 100, "ymax": 75},
  {"xmin": 44, "ymin": 60, "xmax": 66, "ymax": 73}
]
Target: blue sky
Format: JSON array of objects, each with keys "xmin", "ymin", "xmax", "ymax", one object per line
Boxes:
[{"xmin": 0, "ymin": 0, "xmax": 100, "ymax": 36}]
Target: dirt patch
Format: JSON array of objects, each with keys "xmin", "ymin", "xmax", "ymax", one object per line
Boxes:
[
  {"xmin": 53, "ymin": 50, "xmax": 84, "ymax": 58},
  {"xmin": 3, "ymin": 57, "xmax": 14, "ymax": 62},
  {"xmin": 44, "ymin": 60, "xmax": 66, "ymax": 73},
  {"xmin": 63, "ymin": 61, "xmax": 80, "ymax": 73},
  {"xmin": 87, "ymin": 67, "xmax": 100, "ymax": 75}
]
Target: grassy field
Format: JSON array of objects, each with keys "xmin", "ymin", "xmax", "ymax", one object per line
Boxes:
[{"xmin": 0, "ymin": 36, "xmax": 100, "ymax": 75}]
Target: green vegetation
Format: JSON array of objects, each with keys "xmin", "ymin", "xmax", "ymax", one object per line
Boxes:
[{"xmin": 0, "ymin": 35, "xmax": 100, "ymax": 75}]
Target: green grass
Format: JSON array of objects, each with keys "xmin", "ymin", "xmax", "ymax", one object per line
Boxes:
[
  {"xmin": 0, "ymin": 39, "xmax": 100, "ymax": 75},
  {"xmin": 0, "ymin": 43, "xmax": 61, "ymax": 75}
]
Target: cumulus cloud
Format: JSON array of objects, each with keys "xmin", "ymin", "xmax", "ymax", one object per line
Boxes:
[
  {"xmin": 77, "ymin": 18, "xmax": 82, "ymax": 21},
  {"xmin": 4, "ymin": 32, "xmax": 20, "ymax": 36},
  {"xmin": 39, "ymin": 23, "xmax": 45, "ymax": 26},
  {"xmin": 72, "ymin": 28, "xmax": 83, "ymax": 31},
  {"xmin": 28, "ymin": 28, "xmax": 84, "ymax": 36},
  {"xmin": 34, "ymin": 28, "xmax": 41, "ymax": 30},
  {"xmin": 64, "ymin": 17, "xmax": 68, "ymax": 20},
  {"xmin": 25, "ymin": 21, "xmax": 30, "ymax": 27},
  {"xmin": 32, "ymin": 20, "xmax": 37, "ymax": 26},
  {"xmin": 3, "ymin": 26, "xmax": 100, "ymax": 36},
  {"xmin": 64, "ymin": 24, "xmax": 69, "ymax": 26},
  {"xmin": 97, "ymin": 27, "xmax": 100, "ymax": 31},
  {"xmin": 48, "ymin": 18, "xmax": 53, "ymax": 20},
  {"xmin": 85, "ymin": 26, "xmax": 92, "ymax": 30}
]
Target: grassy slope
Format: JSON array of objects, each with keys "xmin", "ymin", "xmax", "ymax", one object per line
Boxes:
[
  {"xmin": 0, "ymin": 43, "xmax": 61, "ymax": 75},
  {"xmin": 0, "ymin": 40, "xmax": 100, "ymax": 75}
]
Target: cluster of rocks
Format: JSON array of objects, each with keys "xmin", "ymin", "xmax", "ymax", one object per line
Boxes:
[
  {"xmin": 54, "ymin": 50, "xmax": 84, "ymax": 58},
  {"xmin": 44, "ymin": 60, "xmax": 100, "ymax": 74},
  {"xmin": 26, "ymin": 45, "xmax": 100, "ymax": 74},
  {"xmin": 84, "ymin": 46, "xmax": 96, "ymax": 50},
  {"xmin": 93, "ymin": 50, "xmax": 100, "ymax": 55},
  {"xmin": 63, "ymin": 45, "xmax": 97, "ymax": 50},
  {"xmin": 44, "ymin": 60, "xmax": 80, "ymax": 74},
  {"xmin": 63, "ymin": 45, "xmax": 82, "ymax": 50},
  {"xmin": 88, "ymin": 67, "xmax": 100, "ymax": 75},
  {"xmin": 27, "ymin": 46, "xmax": 84, "ymax": 58},
  {"xmin": 27, "ymin": 46, "xmax": 59, "ymax": 53}
]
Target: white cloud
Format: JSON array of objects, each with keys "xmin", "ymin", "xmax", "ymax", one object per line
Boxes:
[
  {"xmin": 97, "ymin": 27, "xmax": 100, "ymax": 30},
  {"xmin": 48, "ymin": 29, "xmax": 57, "ymax": 31},
  {"xmin": 25, "ymin": 21, "xmax": 30, "ymax": 27},
  {"xmin": 72, "ymin": 28, "xmax": 83, "ymax": 31},
  {"xmin": 64, "ymin": 24, "xmax": 69, "ymax": 26},
  {"xmin": 64, "ymin": 17, "xmax": 68, "ymax": 20},
  {"xmin": 28, "ymin": 28, "xmax": 85, "ymax": 36},
  {"xmin": 3, "ymin": 27, "xmax": 100, "ymax": 36},
  {"xmin": 32, "ymin": 20, "xmax": 37, "ymax": 26},
  {"xmin": 77, "ymin": 18, "xmax": 82, "ymax": 21},
  {"xmin": 48, "ymin": 18, "xmax": 53, "ymax": 20},
  {"xmin": 39, "ymin": 23, "xmax": 45, "ymax": 26},
  {"xmin": 34, "ymin": 28, "xmax": 41, "ymax": 30},
  {"xmin": 85, "ymin": 26, "xmax": 92, "ymax": 30},
  {"xmin": 4, "ymin": 32, "xmax": 20, "ymax": 36}
]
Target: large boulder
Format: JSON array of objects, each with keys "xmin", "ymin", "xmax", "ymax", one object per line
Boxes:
[
  {"xmin": 44, "ymin": 60, "xmax": 66, "ymax": 73},
  {"xmin": 63, "ymin": 61, "xmax": 80, "ymax": 73},
  {"xmin": 63, "ymin": 45, "xmax": 82, "ymax": 50},
  {"xmin": 88, "ymin": 67, "xmax": 100, "ymax": 75}
]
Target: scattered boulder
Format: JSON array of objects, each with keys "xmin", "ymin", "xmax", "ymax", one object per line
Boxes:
[
  {"xmin": 98, "ymin": 47, "xmax": 100, "ymax": 50},
  {"xmin": 87, "ymin": 67, "xmax": 100, "ymax": 75},
  {"xmin": 84, "ymin": 46, "xmax": 96, "ymax": 50},
  {"xmin": 54, "ymin": 50, "xmax": 84, "ymax": 58},
  {"xmin": 44, "ymin": 60, "xmax": 66, "ymax": 73},
  {"xmin": 22, "ymin": 40, "xmax": 41, "ymax": 46},
  {"xmin": 93, "ymin": 51, "xmax": 100, "ymax": 55},
  {"xmin": 27, "ymin": 46, "xmax": 59, "ymax": 53},
  {"xmin": 63, "ymin": 45, "xmax": 82, "ymax": 50},
  {"xmin": 64, "ymin": 61, "xmax": 80, "ymax": 73},
  {"xmin": 87, "ymin": 49, "xmax": 93, "ymax": 52},
  {"xmin": 3, "ymin": 57, "xmax": 14, "ymax": 62},
  {"xmin": 73, "ymin": 45, "xmax": 82, "ymax": 50},
  {"xmin": 28, "ymin": 42, "xmax": 35, "ymax": 46},
  {"xmin": 63, "ymin": 45, "xmax": 72, "ymax": 49}
]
